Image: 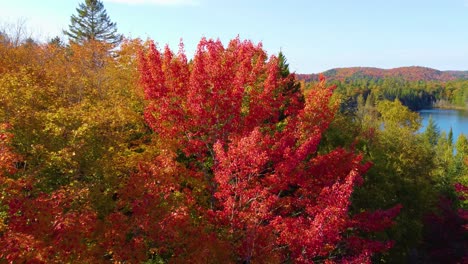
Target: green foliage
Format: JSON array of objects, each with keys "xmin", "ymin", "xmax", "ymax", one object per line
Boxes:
[
  {"xmin": 377, "ymin": 99, "xmax": 421, "ymax": 131},
  {"xmin": 363, "ymin": 101, "xmax": 435, "ymax": 261},
  {"xmin": 455, "ymin": 134, "xmax": 468, "ymax": 156},
  {"xmin": 423, "ymin": 115, "xmax": 440, "ymax": 146},
  {"xmin": 304, "ymin": 76, "xmax": 467, "ymax": 112},
  {"xmin": 448, "ymin": 127, "xmax": 454, "ymax": 145},
  {"xmin": 321, "ymin": 99, "xmax": 439, "ymax": 262},
  {"xmin": 64, "ymin": 0, "xmax": 122, "ymax": 45},
  {"xmin": 453, "ymin": 134, "xmax": 468, "ymax": 193},
  {"xmin": 278, "ymin": 51, "xmax": 290, "ymax": 77}
]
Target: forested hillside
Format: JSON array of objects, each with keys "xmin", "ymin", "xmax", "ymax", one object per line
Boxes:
[
  {"xmin": 298, "ymin": 66, "xmax": 468, "ymax": 110},
  {"xmin": 297, "ymin": 66, "xmax": 468, "ymax": 82},
  {"xmin": 0, "ymin": 1, "xmax": 467, "ymax": 263}
]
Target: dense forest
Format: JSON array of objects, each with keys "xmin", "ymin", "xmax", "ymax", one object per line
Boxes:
[
  {"xmin": 298, "ymin": 68, "xmax": 468, "ymax": 111},
  {"xmin": 0, "ymin": 1, "xmax": 467, "ymax": 263},
  {"xmin": 297, "ymin": 67, "xmax": 468, "ymax": 82}
]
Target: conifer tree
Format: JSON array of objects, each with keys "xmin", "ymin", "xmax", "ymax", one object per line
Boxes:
[
  {"xmin": 424, "ymin": 115, "xmax": 440, "ymax": 146},
  {"xmin": 64, "ymin": 0, "xmax": 122, "ymax": 45},
  {"xmin": 448, "ymin": 127, "xmax": 454, "ymax": 146}
]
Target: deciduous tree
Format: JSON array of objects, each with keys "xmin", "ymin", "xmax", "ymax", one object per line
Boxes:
[{"xmin": 137, "ymin": 37, "xmax": 400, "ymax": 263}]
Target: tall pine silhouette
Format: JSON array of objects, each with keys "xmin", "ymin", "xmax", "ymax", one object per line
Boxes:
[{"xmin": 64, "ymin": 0, "xmax": 122, "ymax": 45}]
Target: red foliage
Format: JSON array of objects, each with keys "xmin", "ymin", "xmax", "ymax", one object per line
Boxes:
[
  {"xmin": 1, "ymin": 125, "xmax": 99, "ymax": 263},
  {"xmin": 100, "ymin": 156, "xmax": 231, "ymax": 262},
  {"xmin": 1, "ymin": 185, "xmax": 98, "ymax": 263},
  {"xmin": 0, "ymin": 38, "xmax": 401, "ymax": 263},
  {"xmin": 139, "ymin": 37, "xmax": 303, "ymax": 158},
  {"xmin": 0, "ymin": 124, "xmax": 19, "ymax": 177},
  {"xmin": 423, "ymin": 193, "xmax": 467, "ymax": 263},
  {"xmin": 138, "ymin": 38, "xmax": 400, "ymax": 263}
]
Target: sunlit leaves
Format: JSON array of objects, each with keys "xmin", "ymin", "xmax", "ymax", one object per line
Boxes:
[
  {"xmin": 138, "ymin": 39, "xmax": 399, "ymax": 263},
  {"xmin": 0, "ymin": 36, "xmax": 401, "ymax": 263}
]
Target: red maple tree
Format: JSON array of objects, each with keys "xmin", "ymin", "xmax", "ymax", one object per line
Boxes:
[{"xmin": 137, "ymin": 37, "xmax": 401, "ymax": 263}]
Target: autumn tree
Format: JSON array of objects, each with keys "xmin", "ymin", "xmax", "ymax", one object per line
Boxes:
[
  {"xmin": 136, "ymin": 37, "xmax": 401, "ymax": 263},
  {"xmin": 0, "ymin": 38, "xmax": 149, "ymax": 192},
  {"xmin": 64, "ymin": 0, "xmax": 122, "ymax": 45},
  {"xmin": 0, "ymin": 37, "xmax": 156, "ymax": 263}
]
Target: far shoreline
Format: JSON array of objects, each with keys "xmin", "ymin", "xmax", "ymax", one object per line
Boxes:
[{"xmin": 430, "ymin": 105, "xmax": 468, "ymax": 111}]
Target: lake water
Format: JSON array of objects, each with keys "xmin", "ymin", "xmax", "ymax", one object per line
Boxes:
[{"xmin": 419, "ymin": 109, "xmax": 468, "ymax": 140}]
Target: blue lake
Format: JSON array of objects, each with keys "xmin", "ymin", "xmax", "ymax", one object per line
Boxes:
[{"xmin": 419, "ymin": 109, "xmax": 468, "ymax": 140}]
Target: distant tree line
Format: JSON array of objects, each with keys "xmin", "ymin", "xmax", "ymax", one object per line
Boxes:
[{"xmin": 302, "ymin": 77, "xmax": 468, "ymax": 111}]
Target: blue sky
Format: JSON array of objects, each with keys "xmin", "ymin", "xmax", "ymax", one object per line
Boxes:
[{"xmin": 0, "ymin": 0, "xmax": 467, "ymax": 73}]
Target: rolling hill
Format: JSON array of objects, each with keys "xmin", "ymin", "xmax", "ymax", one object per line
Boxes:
[{"xmin": 297, "ymin": 66, "xmax": 468, "ymax": 82}]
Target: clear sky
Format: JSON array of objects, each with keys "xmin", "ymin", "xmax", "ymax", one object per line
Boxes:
[{"xmin": 0, "ymin": 0, "xmax": 467, "ymax": 73}]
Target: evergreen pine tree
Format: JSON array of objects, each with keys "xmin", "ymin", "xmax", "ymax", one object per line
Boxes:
[
  {"xmin": 448, "ymin": 127, "xmax": 454, "ymax": 146},
  {"xmin": 277, "ymin": 51, "xmax": 304, "ymax": 121},
  {"xmin": 424, "ymin": 115, "xmax": 439, "ymax": 146},
  {"xmin": 278, "ymin": 51, "xmax": 290, "ymax": 77},
  {"xmin": 64, "ymin": 0, "xmax": 122, "ymax": 45},
  {"xmin": 49, "ymin": 36, "xmax": 64, "ymax": 47},
  {"xmin": 365, "ymin": 92, "xmax": 375, "ymax": 108}
]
